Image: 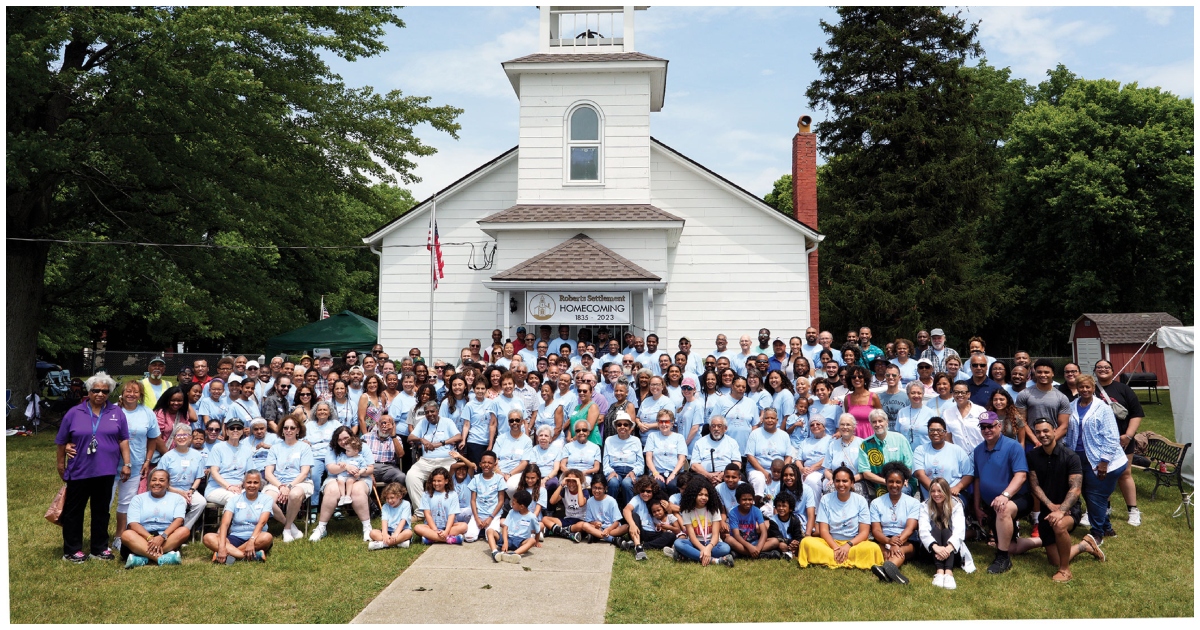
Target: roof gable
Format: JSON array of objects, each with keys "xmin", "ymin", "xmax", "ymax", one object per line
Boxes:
[
  {"xmin": 480, "ymin": 203, "xmax": 682, "ymax": 223},
  {"xmin": 491, "ymin": 233, "xmax": 661, "ymax": 282},
  {"xmin": 1076, "ymin": 312, "xmax": 1184, "ymax": 344}
]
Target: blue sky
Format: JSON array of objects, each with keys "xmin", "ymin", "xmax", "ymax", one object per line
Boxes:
[{"xmin": 325, "ymin": 5, "xmax": 1194, "ymax": 201}]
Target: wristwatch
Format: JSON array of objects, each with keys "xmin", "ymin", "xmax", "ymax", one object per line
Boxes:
[{"xmin": 1001, "ymin": 491, "xmax": 1011, "ymax": 499}]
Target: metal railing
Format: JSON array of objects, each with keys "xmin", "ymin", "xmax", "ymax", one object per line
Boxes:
[{"xmin": 550, "ymin": 8, "xmax": 625, "ymax": 50}]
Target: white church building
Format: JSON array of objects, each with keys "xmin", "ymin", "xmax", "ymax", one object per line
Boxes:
[{"xmin": 364, "ymin": 6, "xmax": 824, "ymax": 359}]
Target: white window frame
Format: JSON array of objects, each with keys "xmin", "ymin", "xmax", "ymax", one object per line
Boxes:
[{"xmin": 563, "ymin": 101, "xmax": 604, "ymax": 186}]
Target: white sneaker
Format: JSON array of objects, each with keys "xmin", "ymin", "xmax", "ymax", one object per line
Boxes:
[
  {"xmin": 1128, "ymin": 507, "xmax": 1142, "ymax": 526},
  {"xmin": 309, "ymin": 526, "xmax": 326, "ymax": 542},
  {"xmin": 288, "ymin": 524, "xmax": 303, "ymax": 540},
  {"xmin": 1079, "ymin": 513, "xmax": 1090, "ymax": 528},
  {"xmin": 363, "ymin": 528, "xmax": 373, "ymax": 542},
  {"xmin": 500, "ymin": 552, "xmax": 522, "ymax": 564},
  {"xmin": 662, "ymin": 546, "xmax": 676, "ymax": 559},
  {"xmin": 282, "ymin": 529, "xmax": 295, "ymax": 543},
  {"xmin": 933, "ymin": 574, "xmax": 946, "ymax": 588},
  {"xmin": 943, "ymin": 575, "xmax": 957, "ymax": 590},
  {"xmin": 367, "ymin": 540, "xmax": 387, "ymax": 551},
  {"xmin": 399, "ymin": 540, "xmax": 411, "ymax": 548}
]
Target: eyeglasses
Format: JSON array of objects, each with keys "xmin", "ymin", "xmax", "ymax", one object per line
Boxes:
[
  {"xmin": 508, "ymin": 419, "xmax": 523, "ymax": 424},
  {"xmin": 927, "ymin": 428, "xmax": 945, "ymax": 434},
  {"xmin": 971, "ymin": 364, "xmax": 987, "ymax": 368},
  {"xmin": 469, "ymin": 344, "xmax": 480, "ymax": 349},
  {"xmin": 283, "ymin": 426, "xmax": 299, "ymax": 432},
  {"xmin": 681, "ymin": 386, "xmax": 695, "ymax": 391},
  {"xmin": 979, "ymin": 424, "xmax": 998, "ymax": 431},
  {"xmin": 952, "ymin": 391, "xmax": 970, "ymax": 396},
  {"xmin": 299, "ymin": 392, "xmax": 312, "ymax": 397},
  {"xmin": 206, "ymin": 428, "xmax": 221, "ymax": 433},
  {"xmin": 1064, "ymin": 369, "xmax": 1079, "ymax": 374},
  {"xmin": 90, "ymin": 388, "xmax": 111, "ymax": 394}
]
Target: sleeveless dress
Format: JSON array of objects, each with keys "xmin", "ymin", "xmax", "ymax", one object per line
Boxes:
[
  {"xmin": 571, "ymin": 402, "xmax": 601, "ymax": 446},
  {"xmin": 845, "ymin": 394, "xmax": 876, "ymax": 439}
]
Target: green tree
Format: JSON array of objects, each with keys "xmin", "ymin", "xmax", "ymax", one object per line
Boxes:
[
  {"xmin": 6, "ymin": 7, "xmax": 458, "ymax": 417},
  {"xmin": 763, "ymin": 174, "xmax": 793, "ymax": 216},
  {"xmin": 985, "ymin": 66, "xmax": 1194, "ymax": 352},
  {"xmin": 805, "ymin": 7, "xmax": 1017, "ymax": 345}
]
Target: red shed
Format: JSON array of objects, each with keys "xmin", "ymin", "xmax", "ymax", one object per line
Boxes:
[{"xmin": 1069, "ymin": 313, "xmax": 1182, "ymax": 385}]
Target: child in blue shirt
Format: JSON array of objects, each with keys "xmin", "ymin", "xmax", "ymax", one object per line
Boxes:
[
  {"xmin": 715, "ymin": 464, "xmax": 742, "ymax": 515},
  {"xmin": 368, "ymin": 482, "xmax": 414, "ymax": 550},
  {"xmin": 466, "ymin": 451, "xmax": 507, "ymax": 543},
  {"xmin": 488, "ymin": 489, "xmax": 541, "ymax": 564},
  {"xmin": 768, "ymin": 492, "xmax": 807, "ymax": 560},
  {"xmin": 450, "ymin": 454, "xmax": 477, "ymax": 527},
  {"xmin": 725, "ymin": 482, "xmax": 780, "ymax": 559},
  {"xmin": 578, "ymin": 478, "xmax": 629, "ymax": 545},
  {"xmin": 411, "ymin": 467, "xmax": 466, "ymax": 545},
  {"xmin": 334, "ymin": 435, "xmax": 374, "ymax": 507}
]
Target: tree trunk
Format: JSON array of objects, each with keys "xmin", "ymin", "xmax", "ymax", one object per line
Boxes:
[{"xmin": 6, "ymin": 238, "xmax": 50, "ymax": 426}]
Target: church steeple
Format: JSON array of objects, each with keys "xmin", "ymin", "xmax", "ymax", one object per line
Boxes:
[{"xmin": 538, "ymin": 6, "xmax": 647, "ymax": 54}]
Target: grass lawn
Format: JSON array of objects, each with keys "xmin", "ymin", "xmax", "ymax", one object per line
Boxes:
[
  {"xmin": 605, "ymin": 395, "xmax": 1194, "ymax": 622},
  {"xmin": 6, "ymin": 430, "xmax": 425, "ymax": 624}
]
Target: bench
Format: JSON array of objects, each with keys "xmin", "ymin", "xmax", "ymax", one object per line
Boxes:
[{"xmin": 1132, "ymin": 437, "xmax": 1192, "ymax": 529}]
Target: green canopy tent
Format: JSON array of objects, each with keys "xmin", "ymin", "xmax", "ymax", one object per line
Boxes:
[{"xmin": 265, "ymin": 310, "xmax": 378, "ymax": 356}]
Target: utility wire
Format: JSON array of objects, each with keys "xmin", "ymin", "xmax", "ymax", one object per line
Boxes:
[{"xmin": 6, "ymin": 237, "xmax": 493, "ymax": 250}]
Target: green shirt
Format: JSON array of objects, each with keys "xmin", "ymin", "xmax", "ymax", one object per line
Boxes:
[{"xmin": 858, "ymin": 431, "xmax": 917, "ymax": 496}]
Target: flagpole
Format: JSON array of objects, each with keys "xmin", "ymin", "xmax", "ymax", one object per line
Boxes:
[{"xmin": 429, "ymin": 194, "xmax": 436, "ymax": 360}]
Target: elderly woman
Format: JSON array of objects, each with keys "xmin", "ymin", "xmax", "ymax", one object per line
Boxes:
[
  {"xmin": 645, "ymin": 409, "xmax": 689, "ymax": 496},
  {"xmin": 204, "ymin": 469, "xmax": 273, "ymax": 564},
  {"xmin": 560, "ymin": 419, "xmax": 603, "ymax": 485},
  {"xmin": 1066, "ymin": 374, "xmax": 1129, "ymax": 545},
  {"xmin": 205, "ymin": 417, "xmax": 252, "ymax": 508},
  {"xmin": 118, "ymin": 469, "xmax": 188, "ymax": 568},
  {"xmin": 798, "ymin": 465, "xmax": 883, "ymax": 570},
  {"xmin": 56, "ymin": 372, "xmax": 131, "ymax": 563},
  {"xmin": 823, "ymin": 414, "xmax": 864, "ymax": 496},
  {"xmin": 530, "ymin": 425, "xmax": 564, "ymax": 495},
  {"xmin": 155, "ymin": 423, "xmax": 207, "ymax": 532},
  {"xmin": 111, "ymin": 379, "xmax": 161, "ymax": 551},
  {"xmin": 890, "ymin": 339, "xmax": 919, "ymax": 385},
  {"xmin": 406, "ymin": 400, "xmax": 464, "ymax": 516},
  {"xmin": 305, "ymin": 401, "xmax": 340, "ymax": 510},
  {"xmin": 896, "ymin": 382, "xmax": 935, "ymax": 450},
  {"xmin": 796, "ymin": 415, "xmax": 832, "ymax": 501},
  {"xmin": 311, "ymin": 429, "xmax": 375, "ymax": 542},
  {"xmin": 868, "ymin": 462, "xmax": 921, "ymax": 584},
  {"xmin": 745, "ymin": 408, "xmax": 792, "ymax": 501},
  {"xmin": 264, "ymin": 412, "xmax": 315, "ymax": 543},
  {"xmin": 603, "ymin": 411, "xmax": 645, "ymax": 507},
  {"xmin": 491, "ymin": 408, "xmax": 533, "ymax": 495}
]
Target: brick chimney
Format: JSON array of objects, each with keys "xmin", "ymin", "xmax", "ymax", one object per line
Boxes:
[{"xmin": 792, "ymin": 115, "xmax": 819, "ymax": 330}]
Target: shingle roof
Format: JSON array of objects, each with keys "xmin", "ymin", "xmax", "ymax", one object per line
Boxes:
[
  {"xmin": 504, "ymin": 52, "xmax": 666, "ymax": 64},
  {"xmin": 491, "ymin": 234, "xmax": 661, "ymax": 282},
  {"xmin": 1082, "ymin": 312, "xmax": 1183, "ymax": 344},
  {"xmin": 479, "ymin": 204, "xmax": 682, "ymax": 224}
]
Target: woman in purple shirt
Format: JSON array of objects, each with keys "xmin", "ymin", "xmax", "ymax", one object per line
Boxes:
[{"xmin": 55, "ymin": 372, "xmax": 132, "ymax": 563}]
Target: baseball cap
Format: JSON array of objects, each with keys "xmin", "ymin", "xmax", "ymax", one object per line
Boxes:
[
  {"xmin": 930, "ymin": 328, "xmax": 946, "ymax": 337},
  {"xmin": 246, "ymin": 360, "xmax": 260, "ymax": 369},
  {"xmin": 773, "ymin": 338, "xmax": 785, "ymax": 346},
  {"xmin": 978, "ymin": 411, "xmax": 999, "ymax": 426},
  {"xmin": 317, "ymin": 351, "xmax": 332, "ymax": 360},
  {"xmin": 228, "ymin": 374, "xmax": 244, "ymax": 384},
  {"xmin": 225, "ymin": 418, "xmax": 245, "ymax": 430},
  {"xmin": 148, "ymin": 356, "xmax": 166, "ymax": 366},
  {"xmin": 614, "ymin": 411, "xmax": 633, "ymax": 424},
  {"xmin": 917, "ymin": 358, "xmax": 934, "ymax": 368},
  {"xmin": 681, "ymin": 376, "xmax": 698, "ymax": 389}
]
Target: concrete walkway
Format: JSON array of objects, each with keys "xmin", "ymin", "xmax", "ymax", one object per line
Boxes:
[{"xmin": 352, "ymin": 537, "xmax": 615, "ymax": 624}]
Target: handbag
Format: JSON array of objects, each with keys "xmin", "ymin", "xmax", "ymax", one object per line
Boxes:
[
  {"xmin": 1096, "ymin": 387, "xmax": 1129, "ymax": 422},
  {"xmin": 45, "ymin": 485, "xmax": 66, "ymax": 526}
]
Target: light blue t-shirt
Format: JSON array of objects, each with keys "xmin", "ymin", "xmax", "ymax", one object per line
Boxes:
[
  {"xmin": 128, "ymin": 491, "xmax": 186, "ymax": 532},
  {"xmin": 462, "ymin": 398, "xmax": 495, "ymax": 446},
  {"xmin": 198, "ymin": 397, "xmax": 229, "ymax": 424},
  {"xmin": 643, "ymin": 431, "xmax": 688, "ymax": 474},
  {"xmin": 305, "ymin": 419, "xmax": 340, "ymax": 463},
  {"xmin": 716, "ymin": 482, "xmax": 740, "ymax": 514},
  {"xmin": 786, "ymin": 412, "xmax": 813, "ymax": 447},
  {"xmin": 781, "ymin": 483, "xmax": 817, "ymax": 533},
  {"xmin": 504, "ymin": 508, "xmax": 541, "ymax": 541},
  {"xmin": 809, "ymin": 401, "xmax": 840, "ymax": 434},
  {"xmin": 330, "ymin": 399, "xmax": 357, "ymax": 429},
  {"xmin": 425, "ymin": 490, "xmax": 459, "ymax": 530},
  {"xmin": 201, "ymin": 380, "xmax": 231, "ymax": 406},
  {"xmin": 530, "ymin": 443, "xmax": 563, "ymax": 478},
  {"xmin": 637, "ymin": 396, "xmax": 675, "ymax": 432},
  {"xmin": 387, "ymin": 392, "xmax": 416, "ymax": 436},
  {"xmin": 745, "ymin": 427, "xmax": 791, "ymax": 466},
  {"xmin": 896, "ymin": 406, "xmax": 935, "ymax": 450},
  {"xmin": 334, "ymin": 451, "xmax": 373, "ymax": 481},
  {"xmin": 723, "ymin": 396, "xmax": 760, "ymax": 452},
  {"xmin": 690, "ymin": 435, "xmax": 742, "ymax": 475},
  {"xmin": 265, "ymin": 440, "xmax": 315, "ymax": 485},
  {"xmin": 228, "ymin": 398, "xmax": 262, "ymax": 426},
  {"xmin": 411, "ymin": 416, "xmax": 460, "ymax": 459},
  {"xmin": 890, "ymin": 358, "xmax": 919, "ymax": 384},
  {"xmin": 627, "ymin": 494, "xmax": 655, "ymax": 532},
  {"xmin": 603, "ymin": 435, "xmax": 645, "ymax": 476},
  {"xmin": 913, "ymin": 442, "xmax": 974, "ymax": 497},
  {"xmin": 155, "ymin": 448, "xmax": 204, "ymax": 490},
  {"xmin": 208, "ymin": 440, "xmax": 252, "ymax": 488},
  {"xmin": 241, "ymin": 432, "xmax": 280, "ymax": 473},
  {"xmin": 704, "ymin": 392, "xmax": 732, "ymax": 423},
  {"xmin": 491, "ymin": 394, "xmax": 525, "ymax": 425},
  {"xmin": 439, "ymin": 397, "xmax": 468, "ymax": 435},
  {"xmin": 795, "ymin": 434, "xmax": 832, "ymax": 469},
  {"xmin": 870, "ymin": 493, "xmax": 922, "ymax": 537},
  {"xmin": 533, "ymin": 399, "xmax": 561, "ymax": 433},
  {"xmin": 468, "ymin": 473, "xmax": 507, "ymax": 517},
  {"xmin": 584, "ymin": 494, "xmax": 622, "ymax": 529},
  {"xmin": 561, "ymin": 440, "xmax": 602, "ymax": 473},
  {"xmin": 676, "ymin": 400, "xmax": 704, "ymax": 448},
  {"xmin": 123, "ymin": 405, "xmax": 161, "ymax": 469},
  {"xmin": 817, "ymin": 491, "xmax": 870, "ymax": 540},
  {"xmin": 771, "ymin": 391, "xmax": 796, "ymax": 424},
  {"xmin": 226, "ymin": 491, "xmax": 273, "ymax": 539},
  {"xmin": 381, "ymin": 500, "xmax": 413, "ymax": 534},
  {"xmin": 824, "ymin": 436, "xmax": 865, "ymax": 473},
  {"xmin": 493, "ymin": 431, "xmax": 534, "ymax": 474}
]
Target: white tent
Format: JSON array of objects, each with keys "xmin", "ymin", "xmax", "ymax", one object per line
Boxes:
[{"xmin": 1155, "ymin": 326, "xmax": 1193, "ymax": 484}]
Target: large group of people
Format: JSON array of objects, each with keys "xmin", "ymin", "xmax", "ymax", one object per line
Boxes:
[{"xmin": 53, "ymin": 324, "xmax": 1144, "ymax": 584}]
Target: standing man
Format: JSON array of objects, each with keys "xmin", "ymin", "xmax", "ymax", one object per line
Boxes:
[
  {"xmin": 140, "ymin": 357, "xmax": 168, "ymax": 409},
  {"xmin": 1093, "ymin": 359, "xmax": 1144, "ymax": 527},
  {"xmin": 966, "ymin": 355, "xmax": 1002, "ymax": 408},
  {"xmin": 768, "ymin": 339, "xmax": 790, "ymax": 373},
  {"xmin": 261, "ymin": 376, "xmax": 293, "ymax": 433},
  {"xmin": 232, "ymin": 355, "xmax": 249, "ymax": 379},
  {"xmin": 919, "ymin": 329, "xmax": 956, "ymax": 374},
  {"xmin": 599, "ymin": 339, "xmax": 623, "ymax": 367},
  {"xmin": 677, "ymin": 337, "xmax": 704, "ymax": 377},
  {"xmin": 754, "ymin": 328, "xmax": 772, "ymax": 358},
  {"xmin": 641, "ymin": 334, "xmax": 663, "ymax": 376},
  {"xmin": 711, "ymin": 334, "xmax": 734, "ymax": 363},
  {"xmin": 732, "ymin": 334, "xmax": 755, "ymax": 377},
  {"xmin": 913, "ymin": 330, "xmax": 931, "ymax": 358},
  {"xmin": 858, "ymin": 327, "xmax": 884, "ymax": 367},
  {"xmin": 800, "ymin": 327, "xmax": 822, "ymax": 366},
  {"xmin": 268, "ymin": 355, "xmax": 285, "ymax": 380},
  {"xmin": 973, "ymin": 413, "xmax": 1038, "ymax": 574},
  {"xmin": 1025, "ymin": 418, "xmax": 1106, "ymax": 582},
  {"xmin": 817, "ymin": 331, "xmax": 844, "ymax": 366},
  {"xmin": 1014, "ymin": 359, "xmax": 1071, "ymax": 441},
  {"xmin": 192, "ymin": 359, "xmax": 212, "ymax": 388}
]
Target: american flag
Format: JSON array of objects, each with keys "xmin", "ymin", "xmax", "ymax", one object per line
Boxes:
[
  {"xmin": 320, "ymin": 296, "xmax": 330, "ymax": 320},
  {"xmin": 427, "ymin": 217, "xmax": 445, "ymax": 289}
]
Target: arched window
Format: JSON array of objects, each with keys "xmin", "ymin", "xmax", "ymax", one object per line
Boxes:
[{"xmin": 567, "ymin": 104, "xmax": 601, "ymax": 181}]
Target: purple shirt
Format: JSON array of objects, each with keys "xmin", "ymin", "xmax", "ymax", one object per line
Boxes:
[{"xmin": 56, "ymin": 401, "xmax": 130, "ymax": 481}]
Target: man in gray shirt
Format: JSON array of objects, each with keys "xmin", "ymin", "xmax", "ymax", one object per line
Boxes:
[{"xmin": 1014, "ymin": 359, "xmax": 1070, "ymax": 441}]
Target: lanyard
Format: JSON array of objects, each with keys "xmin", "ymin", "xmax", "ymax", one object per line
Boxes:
[{"xmin": 87, "ymin": 405, "xmax": 103, "ymax": 438}]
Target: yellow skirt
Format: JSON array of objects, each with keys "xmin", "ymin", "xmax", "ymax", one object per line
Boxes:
[{"xmin": 797, "ymin": 537, "xmax": 883, "ymax": 570}]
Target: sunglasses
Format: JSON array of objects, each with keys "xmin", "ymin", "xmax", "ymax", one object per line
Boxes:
[
  {"xmin": 508, "ymin": 419, "xmax": 523, "ymax": 424},
  {"xmin": 206, "ymin": 428, "xmax": 221, "ymax": 433},
  {"xmin": 283, "ymin": 426, "xmax": 299, "ymax": 431},
  {"xmin": 979, "ymin": 424, "xmax": 998, "ymax": 430},
  {"xmin": 615, "ymin": 422, "xmax": 633, "ymax": 428},
  {"xmin": 90, "ymin": 388, "xmax": 111, "ymax": 394},
  {"xmin": 575, "ymin": 429, "xmax": 589, "ymax": 433},
  {"xmin": 971, "ymin": 364, "xmax": 987, "ymax": 368}
]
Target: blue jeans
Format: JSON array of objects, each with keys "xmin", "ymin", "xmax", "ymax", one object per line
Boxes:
[
  {"xmin": 607, "ymin": 466, "xmax": 636, "ymax": 507},
  {"xmin": 310, "ymin": 457, "xmax": 327, "ymax": 507},
  {"xmin": 673, "ymin": 537, "xmax": 732, "ymax": 562},
  {"xmin": 1082, "ymin": 461, "xmax": 1126, "ymax": 539}
]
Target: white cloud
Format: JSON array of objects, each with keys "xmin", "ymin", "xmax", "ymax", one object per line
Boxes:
[
  {"xmin": 970, "ymin": 7, "xmax": 1115, "ymax": 78},
  {"xmin": 1139, "ymin": 7, "xmax": 1174, "ymax": 26},
  {"xmin": 388, "ymin": 18, "xmax": 539, "ymax": 99},
  {"xmin": 761, "ymin": 69, "xmax": 775, "ymax": 76},
  {"xmin": 1113, "ymin": 59, "xmax": 1195, "ymax": 97}
]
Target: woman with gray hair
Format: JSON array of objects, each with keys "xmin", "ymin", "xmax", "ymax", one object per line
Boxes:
[
  {"xmin": 304, "ymin": 400, "xmax": 340, "ymax": 510},
  {"xmin": 155, "ymin": 422, "xmax": 208, "ymax": 531},
  {"xmin": 405, "ymin": 399, "xmax": 463, "ymax": 518},
  {"xmin": 530, "ymin": 425, "xmax": 564, "ymax": 495},
  {"xmin": 55, "ymin": 372, "xmax": 132, "ymax": 563}
]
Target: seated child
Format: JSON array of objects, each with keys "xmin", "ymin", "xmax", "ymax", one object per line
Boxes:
[
  {"xmin": 669, "ymin": 476, "xmax": 735, "ymax": 567},
  {"xmin": 620, "ymin": 475, "xmax": 676, "ymax": 560},
  {"xmin": 664, "ymin": 470, "xmax": 690, "ymax": 514},
  {"xmin": 759, "ymin": 459, "xmax": 785, "ymax": 517},
  {"xmin": 335, "ymin": 435, "xmax": 373, "ymax": 506},
  {"xmin": 465, "ymin": 451, "xmax": 506, "ymax": 543},
  {"xmin": 412, "ymin": 467, "xmax": 467, "ymax": 545},
  {"xmin": 767, "ymin": 492, "xmax": 807, "ymax": 560},
  {"xmin": 487, "ymin": 489, "xmax": 540, "ymax": 564},
  {"xmin": 725, "ymin": 482, "xmax": 781, "ymax": 559},
  {"xmin": 449, "ymin": 455, "xmax": 476, "ymax": 530},
  {"xmin": 578, "ymin": 477, "xmax": 629, "ymax": 545},
  {"xmin": 546, "ymin": 469, "xmax": 588, "ymax": 542},
  {"xmin": 651, "ymin": 499, "xmax": 682, "ymax": 538},
  {"xmin": 368, "ymin": 482, "xmax": 414, "ymax": 550},
  {"xmin": 715, "ymin": 464, "xmax": 742, "ymax": 515},
  {"xmin": 513, "ymin": 467, "xmax": 549, "ymax": 531}
]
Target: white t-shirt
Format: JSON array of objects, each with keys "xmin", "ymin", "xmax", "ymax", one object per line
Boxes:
[{"xmin": 681, "ymin": 508, "xmax": 723, "ymax": 545}]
